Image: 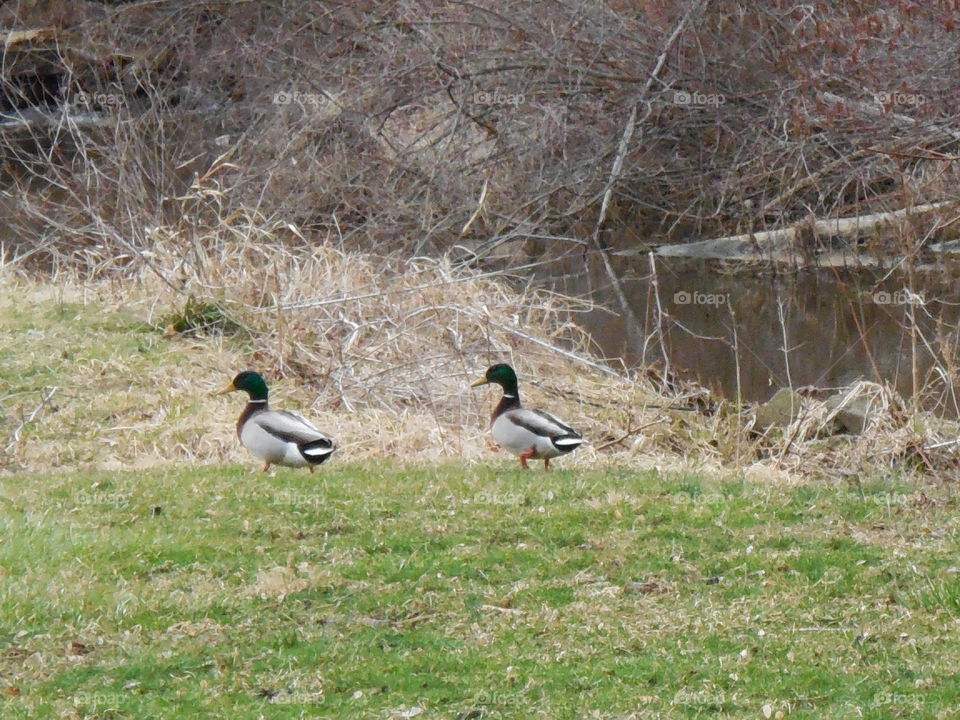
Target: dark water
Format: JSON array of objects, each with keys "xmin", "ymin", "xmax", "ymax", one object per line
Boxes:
[{"xmin": 544, "ymin": 253, "xmax": 960, "ymax": 414}]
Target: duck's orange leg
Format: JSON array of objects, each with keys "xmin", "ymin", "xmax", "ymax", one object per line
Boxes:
[{"xmin": 519, "ymin": 447, "xmax": 535, "ymax": 469}]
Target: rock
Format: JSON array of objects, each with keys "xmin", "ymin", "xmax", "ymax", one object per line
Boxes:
[
  {"xmin": 754, "ymin": 388, "xmax": 804, "ymax": 430},
  {"xmin": 823, "ymin": 392, "xmax": 882, "ymax": 434}
]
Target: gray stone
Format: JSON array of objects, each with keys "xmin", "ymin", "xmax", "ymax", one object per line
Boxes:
[
  {"xmin": 754, "ymin": 388, "xmax": 804, "ymax": 430},
  {"xmin": 823, "ymin": 393, "xmax": 881, "ymax": 434}
]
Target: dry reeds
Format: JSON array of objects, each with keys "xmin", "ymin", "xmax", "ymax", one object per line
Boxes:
[
  {"xmin": 134, "ymin": 221, "xmax": 683, "ymax": 467},
  {"xmin": 0, "ymin": 222, "xmax": 691, "ymax": 472},
  {"xmin": 2, "ymin": 228, "xmax": 958, "ymax": 482}
]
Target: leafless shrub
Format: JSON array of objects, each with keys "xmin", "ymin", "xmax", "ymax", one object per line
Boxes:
[
  {"xmin": 0, "ymin": 0, "xmax": 958, "ymax": 479},
  {"xmin": 2, "ymin": 0, "xmax": 957, "ymax": 274}
]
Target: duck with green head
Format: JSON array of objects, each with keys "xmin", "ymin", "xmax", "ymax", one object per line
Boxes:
[
  {"xmin": 216, "ymin": 370, "xmax": 335, "ymax": 473},
  {"xmin": 471, "ymin": 363, "xmax": 583, "ymax": 470}
]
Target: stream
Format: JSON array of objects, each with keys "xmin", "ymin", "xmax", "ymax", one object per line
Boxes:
[{"xmin": 545, "ymin": 253, "xmax": 960, "ymax": 415}]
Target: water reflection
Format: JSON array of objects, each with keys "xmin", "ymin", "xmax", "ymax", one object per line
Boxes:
[{"xmin": 545, "ymin": 254, "xmax": 960, "ymax": 415}]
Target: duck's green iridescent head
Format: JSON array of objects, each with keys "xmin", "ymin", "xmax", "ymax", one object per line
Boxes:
[
  {"xmin": 471, "ymin": 363, "xmax": 519, "ymax": 393},
  {"xmin": 217, "ymin": 370, "xmax": 269, "ymax": 401}
]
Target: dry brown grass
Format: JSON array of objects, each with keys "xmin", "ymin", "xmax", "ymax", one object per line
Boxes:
[
  {"xmin": 2, "ymin": 224, "xmax": 958, "ymax": 480},
  {"xmin": 0, "ymin": 227, "xmax": 681, "ymax": 474},
  {"xmin": 766, "ymin": 381, "xmax": 960, "ymax": 480}
]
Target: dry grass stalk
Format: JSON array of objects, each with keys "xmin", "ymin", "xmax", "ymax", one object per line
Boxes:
[{"xmin": 2, "ymin": 234, "xmax": 958, "ymax": 482}]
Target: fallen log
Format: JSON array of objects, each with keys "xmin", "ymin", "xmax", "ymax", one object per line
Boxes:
[
  {"xmin": 0, "ymin": 108, "xmax": 114, "ymax": 133},
  {"xmin": 621, "ymin": 201, "xmax": 956, "ymax": 264}
]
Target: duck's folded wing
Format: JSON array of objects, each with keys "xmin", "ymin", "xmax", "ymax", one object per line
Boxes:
[
  {"xmin": 506, "ymin": 408, "xmax": 581, "ymax": 440},
  {"xmin": 252, "ymin": 410, "xmax": 333, "ymax": 446}
]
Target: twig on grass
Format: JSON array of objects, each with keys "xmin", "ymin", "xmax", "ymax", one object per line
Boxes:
[
  {"xmin": 595, "ymin": 419, "xmax": 668, "ymax": 451},
  {"xmin": 4, "ymin": 386, "xmax": 58, "ymax": 456},
  {"xmin": 481, "ymin": 604, "xmax": 526, "ymax": 615}
]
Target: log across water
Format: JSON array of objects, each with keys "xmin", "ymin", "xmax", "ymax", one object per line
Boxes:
[{"xmin": 613, "ymin": 202, "xmax": 958, "ymax": 266}]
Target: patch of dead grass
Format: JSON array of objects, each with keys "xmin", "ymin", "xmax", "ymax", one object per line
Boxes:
[{"xmin": 1, "ymin": 228, "xmax": 957, "ymax": 482}]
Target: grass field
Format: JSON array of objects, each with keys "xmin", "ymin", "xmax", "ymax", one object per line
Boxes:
[
  {"xmin": 2, "ymin": 462, "xmax": 959, "ymax": 719},
  {"xmin": 2, "ymin": 283, "xmax": 959, "ymax": 718}
]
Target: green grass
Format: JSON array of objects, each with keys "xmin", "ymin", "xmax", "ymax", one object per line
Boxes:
[
  {"xmin": 2, "ymin": 284, "xmax": 958, "ymax": 718},
  {"xmin": 1, "ymin": 462, "xmax": 959, "ymax": 719},
  {"xmin": 0, "ymin": 284, "xmax": 244, "ymax": 473}
]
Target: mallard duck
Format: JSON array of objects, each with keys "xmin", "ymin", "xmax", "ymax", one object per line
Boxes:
[
  {"xmin": 216, "ymin": 371, "xmax": 335, "ymax": 473},
  {"xmin": 471, "ymin": 363, "xmax": 583, "ymax": 469}
]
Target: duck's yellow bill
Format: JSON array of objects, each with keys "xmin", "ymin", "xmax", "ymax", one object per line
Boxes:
[
  {"xmin": 214, "ymin": 381, "xmax": 237, "ymax": 395},
  {"xmin": 470, "ymin": 376, "xmax": 489, "ymax": 388}
]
